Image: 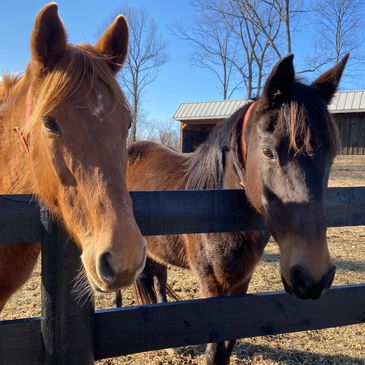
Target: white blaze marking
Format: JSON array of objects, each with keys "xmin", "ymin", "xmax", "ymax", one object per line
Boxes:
[{"xmin": 91, "ymin": 94, "xmax": 104, "ymax": 121}]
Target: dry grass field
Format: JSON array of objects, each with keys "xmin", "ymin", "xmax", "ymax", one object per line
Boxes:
[{"xmin": 1, "ymin": 155, "xmax": 364, "ymax": 365}]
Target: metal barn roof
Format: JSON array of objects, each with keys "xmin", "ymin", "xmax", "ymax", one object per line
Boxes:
[
  {"xmin": 173, "ymin": 90, "xmax": 365, "ymax": 121},
  {"xmin": 329, "ymin": 90, "xmax": 365, "ymax": 113}
]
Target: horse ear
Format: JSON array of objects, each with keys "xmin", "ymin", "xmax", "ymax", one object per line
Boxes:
[
  {"xmin": 262, "ymin": 54, "xmax": 295, "ymax": 106},
  {"xmin": 31, "ymin": 3, "xmax": 66, "ymax": 75},
  {"xmin": 312, "ymin": 54, "xmax": 349, "ymax": 104},
  {"xmin": 95, "ymin": 16, "xmax": 129, "ymax": 73}
]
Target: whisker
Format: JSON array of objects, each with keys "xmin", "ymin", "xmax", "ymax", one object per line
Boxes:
[{"xmin": 72, "ymin": 264, "xmax": 94, "ymax": 306}]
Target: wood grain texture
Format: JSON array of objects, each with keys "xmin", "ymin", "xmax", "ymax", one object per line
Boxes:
[
  {"xmin": 0, "ymin": 317, "xmax": 42, "ymax": 365},
  {"xmin": 94, "ymin": 284, "xmax": 365, "ymax": 360},
  {"xmin": 1, "ymin": 187, "xmax": 364, "ymax": 243},
  {"xmin": 0, "ymin": 189, "xmax": 364, "ymax": 363},
  {"xmin": 40, "ymin": 211, "xmax": 95, "ymax": 365}
]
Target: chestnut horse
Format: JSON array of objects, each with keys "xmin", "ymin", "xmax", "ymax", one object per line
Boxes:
[
  {"xmin": 126, "ymin": 54, "xmax": 348, "ymax": 365},
  {"xmin": 0, "ymin": 3, "xmax": 147, "ymax": 313}
]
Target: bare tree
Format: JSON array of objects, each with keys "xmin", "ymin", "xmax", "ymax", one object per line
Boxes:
[
  {"xmin": 261, "ymin": 0, "xmax": 306, "ymax": 54},
  {"xmin": 138, "ymin": 117, "xmax": 179, "ymax": 151},
  {"xmin": 177, "ymin": 0, "xmax": 291, "ymax": 99},
  {"xmin": 224, "ymin": 0, "xmax": 312, "ymax": 90},
  {"xmin": 156, "ymin": 120, "xmax": 179, "ymax": 151},
  {"xmin": 283, "ymin": 0, "xmax": 292, "ymax": 53},
  {"xmin": 107, "ymin": 5, "xmax": 168, "ymax": 143},
  {"xmin": 173, "ymin": 1, "xmax": 242, "ymax": 100},
  {"xmin": 226, "ymin": 0, "xmax": 284, "ymax": 97},
  {"xmin": 307, "ymin": 0, "xmax": 364, "ymax": 73}
]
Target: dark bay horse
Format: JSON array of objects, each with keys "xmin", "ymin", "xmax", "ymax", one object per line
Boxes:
[
  {"xmin": 126, "ymin": 54, "xmax": 349, "ymax": 365},
  {"xmin": 0, "ymin": 3, "xmax": 147, "ymax": 313}
]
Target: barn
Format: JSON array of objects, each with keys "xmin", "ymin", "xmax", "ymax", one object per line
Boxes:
[{"xmin": 173, "ymin": 90, "xmax": 365, "ymax": 154}]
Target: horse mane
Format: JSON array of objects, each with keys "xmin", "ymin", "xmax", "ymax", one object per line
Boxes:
[
  {"xmin": 185, "ymin": 81, "xmax": 340, "ymax": 190},
  {"xmin": 0, "ymin": 74, "xmax": 23, "ymax": 103},
  {"xmin": 0, "ymin": 43, "xmax": 131, "ymax": 195},
  {"xmin": 0, "ymin": 44, "xmax": 130, "ymax": 135},
  {"xmin": 276, "ymin": 82, "xmax": 340, "ymax": 157},
  {"xmin": 184, "ymin": 103, "xmax": 251, "ymax": 190},
  {"xmin": 23, "ymin": 44, "xmax": 130, "ymax": 132}
]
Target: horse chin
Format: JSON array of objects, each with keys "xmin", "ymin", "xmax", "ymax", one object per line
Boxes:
[
  {"xmin": 86, "ymin": 274, "xmax": 117, "ymax": 294},
  {"xmin": 92, "ymin": 285, "xmax": 110, "ymax": 294},
  {"xmin": 86, "ymin": 275, "xmax": 110, "ymax": 293},
  {"xmin": 93, "ymin": 285, "xmax": 115, "ymax": 294}
]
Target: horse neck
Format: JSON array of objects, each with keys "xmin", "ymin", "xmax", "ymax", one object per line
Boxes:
[
  {"xmin": 183, "ymin": 143, "xmax": 238, "ymax": 191},
  {"xmin": 0, "ymin": 79, "xmax": 34, "ymax": 194},
  {"xmin": 222, "ymin": 154, "xmax": 244, "ymax": 190}
]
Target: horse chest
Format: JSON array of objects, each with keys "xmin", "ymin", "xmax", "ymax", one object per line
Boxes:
[{"xmin": 197, "ymin": 231, "xmax": 268, "ymax": 286}]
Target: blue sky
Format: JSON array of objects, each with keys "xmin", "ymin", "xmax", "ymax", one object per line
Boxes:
[{"xmin": 0, "ymin": 1, "xmax": 363, "ymax": 124}]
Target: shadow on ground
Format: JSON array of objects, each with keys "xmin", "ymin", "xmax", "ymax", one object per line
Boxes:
[
  {"xmin": 262, "ymin": 253, "xmax": 365, "ymax": 273},
  {"xmin": 233, "ymin": 342, "xmax": 365, "ymax": 365},
  {"xmin": 174, "ymin": 341, "xmax": 364, "ymax": 365}
]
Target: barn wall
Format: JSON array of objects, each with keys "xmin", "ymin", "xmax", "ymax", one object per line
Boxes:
[
  {"xmin": 334, "ymin": 113, "xmax": 365, "ymax": 155},
  {"xmin": 181, "ymin": 123, "xmax": 217, "ymax": 152},
  {"xmin": 180, "ymin": 113, "xmax": 365, "ymax": 155}
]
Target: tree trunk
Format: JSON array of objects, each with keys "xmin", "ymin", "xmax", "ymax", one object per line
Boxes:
[
  {"xmin": 285, "ymin": 0, "xmax": 292, "ymax": 54},
  {"xmin": 130, "ymin": 74, "xmax": 139, "ymax": 144},
  {"xmin": 223, "ymin": 60, "xmax": 228, "ymax": 100},
  {"xmin": 247, "ymin": 59, "xmax": 253, "ymax": 99},
  {"xmin": 131, "ymin": 95, "xmax": 138, "ymax": 143}
]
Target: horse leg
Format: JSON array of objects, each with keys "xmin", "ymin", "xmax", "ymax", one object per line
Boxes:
[
  {"xmin": 134, "ymin": 258, "xmax": 184, "ymax": 356},
  {"xmin": 205, "ymin": 342, "xmax": 231, "ymax": 365},
  {"xmin": 114, "ymin": 259, "xmax": 168, "ymax": 308},
  {"xmin": 152, "ymin": 260, "xmax": 168, "ymax": 303},
  {"xmin": 132, "ymin": 257, "xmax": 168, "ymax": 305},
  {"xmin": 194, "ymin": 275, "xmax": 229, "ymax": 365},
  {"xmin": 200, "ymin": 276, "xmax": 252, "ymax": 365},
  {"xmin": 114, "ymin": 291, "xmax": 122, "ymax": 308},
  {"xmin": 223, "ymin": 279, "xmax": 252, "ymax": 362}
]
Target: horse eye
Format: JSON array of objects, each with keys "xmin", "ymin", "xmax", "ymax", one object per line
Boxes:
[
  {"xmin": 43, "ymin": 116, "xmax": 61, "ymax": 133},
  {"xmin": 262, "ymin": 147, "xmax": 275, "ymax": 160}
]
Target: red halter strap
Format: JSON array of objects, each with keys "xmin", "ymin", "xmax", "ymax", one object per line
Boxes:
[
  {"xmin": 13, "ymin": 86, "xmax": 33, "ymax": 157},
  {"xmin": 13, "ymin": 126, "xmax": 30, "ymax": 156},
  {"xmin": 240, "ymin": 101, "xmax": 256, "ymax": 162}
]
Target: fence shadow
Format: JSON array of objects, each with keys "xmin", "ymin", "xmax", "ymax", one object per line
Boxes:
[
  {"xmin": 233, "ymin": 341, "xmax": 365, "ymax": 365},
  {"xmin": 262, "ymin": 253, "xmax": 365, "ymax": 273},
  {"xmin": 170, "ymin": 341, "xmax": 364, "ymax": 365}
]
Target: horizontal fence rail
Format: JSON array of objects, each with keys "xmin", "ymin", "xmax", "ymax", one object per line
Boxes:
[
  {"xmin": 0, "ymin": 187, "xmax": 364, "ymax": 364},
  {"xmin": 94, "ymin": 284, "xmax": 365, "ymax": 359},
  {"xmin": 1, "ymin": 284, "xmax": 364, "ymax": 363},
  {"xmin": 0, "ymin": 318, "xmax": 42, "ymax": 364},
  {"xmin": 1, "ymin": 187, "xmax": 365, "ymax": 244}
]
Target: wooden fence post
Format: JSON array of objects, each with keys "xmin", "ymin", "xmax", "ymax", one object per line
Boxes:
[{"xmin": 40, "ymin": 208, "xmax": 95, "ymax": 365}]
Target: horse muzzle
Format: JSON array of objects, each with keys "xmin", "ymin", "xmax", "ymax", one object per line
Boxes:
[{"xmin": 281, "ymin": 265, "xmax": 336, "ymax": 300}]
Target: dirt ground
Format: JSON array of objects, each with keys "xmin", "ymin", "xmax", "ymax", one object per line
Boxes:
[{"xmin": 1, "ymin": 155, "xmax": 365, "ymax": 364}]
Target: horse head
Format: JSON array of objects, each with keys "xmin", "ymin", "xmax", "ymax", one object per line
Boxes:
[
  {"xmin": 243, "ymin": 54, "xmax": 348, "ymax": 299},
  {"xmin": 22, "ymin": 3, "xmax": 146, "ymax": 292}
]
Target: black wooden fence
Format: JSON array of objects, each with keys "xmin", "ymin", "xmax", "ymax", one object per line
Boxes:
[{"xmin": 0, "ymin": 188, "xmax": 364, "ymax": 364}]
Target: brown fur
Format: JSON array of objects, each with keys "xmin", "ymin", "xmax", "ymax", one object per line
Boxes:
[
  {"xmin": 0, "ymin": 3, "xmax": 147, "ymax": 314},
  {"xmin": 127, "ymin": 141, "xmax": 267, "ymax": 293},
  {"xmin": 127, "ymin": 54, "xmax": 348, "ymax": 365}
]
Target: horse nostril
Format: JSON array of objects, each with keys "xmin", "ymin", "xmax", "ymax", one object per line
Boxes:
[
  {"xmin": 99, "ymin": 251, "xmax": 116, "ymax": 284},
  {"xmin": 290, "ymin": 265, "xmax": 312, "ymax": 293}
]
